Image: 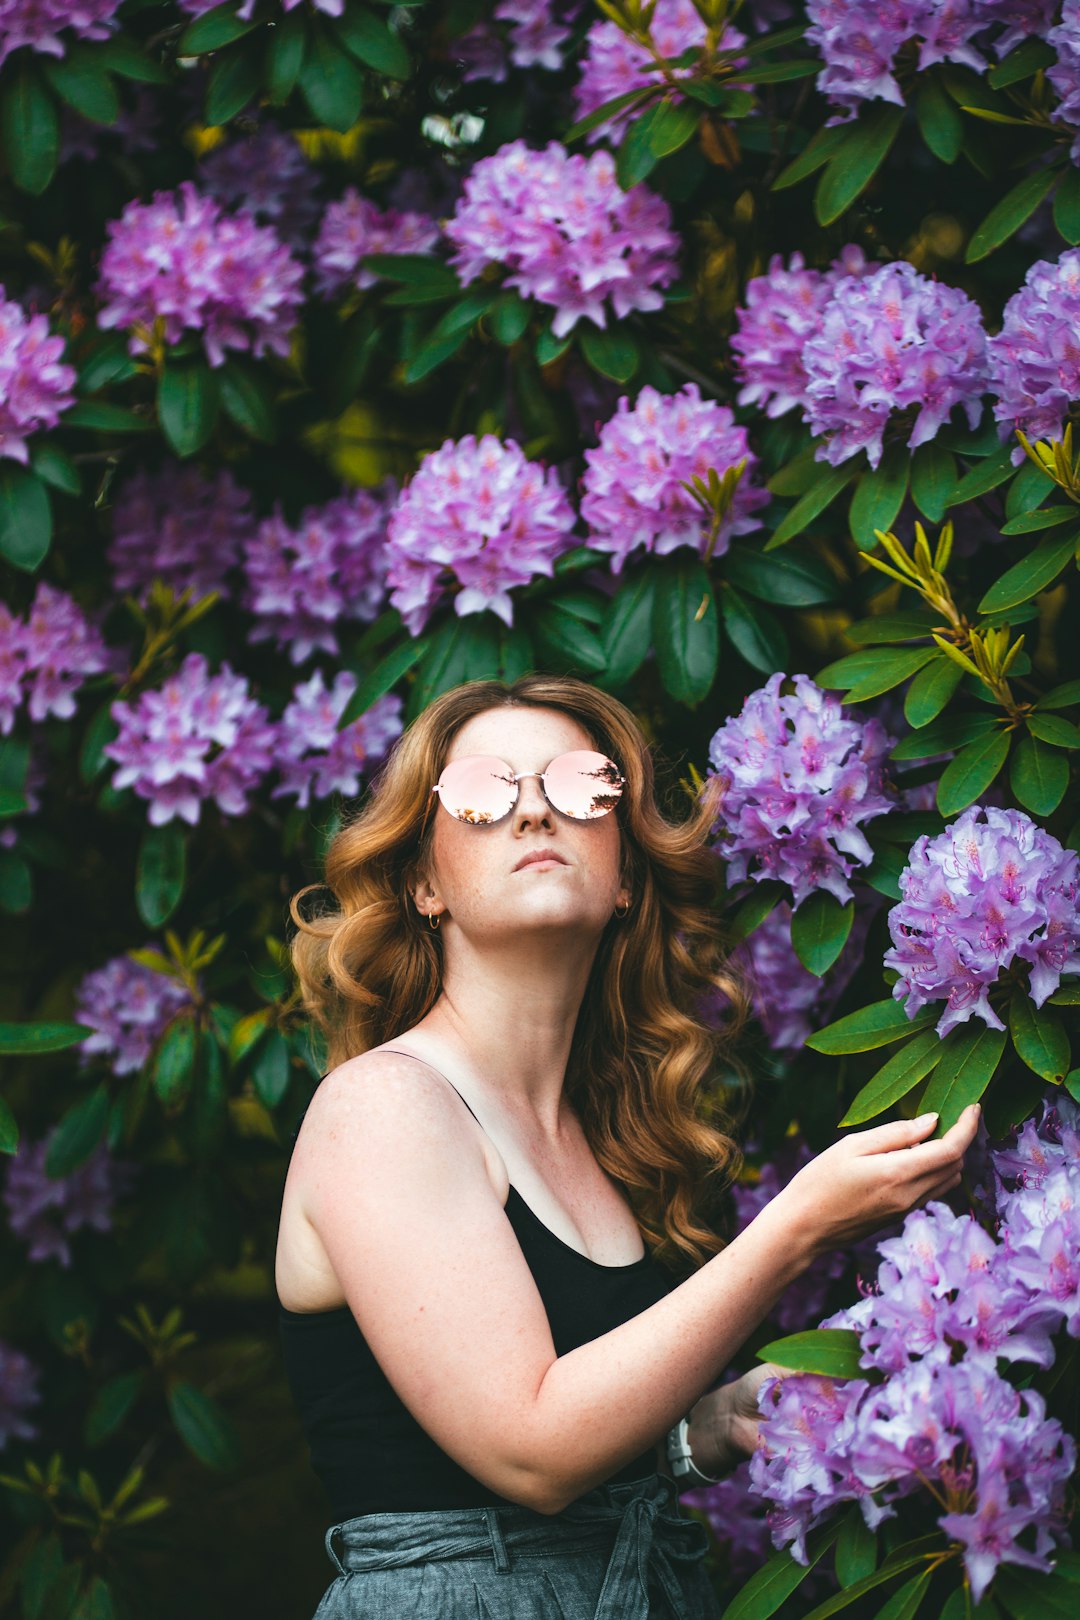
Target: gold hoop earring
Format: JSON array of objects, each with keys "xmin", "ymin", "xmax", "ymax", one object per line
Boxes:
[
  {"xmin": 428, "ymin": 912, "xmax": 441, "ymax": 930},
  {"xmin": 614, "ymin": 900, "xmax": 630, "ymax": 919}
]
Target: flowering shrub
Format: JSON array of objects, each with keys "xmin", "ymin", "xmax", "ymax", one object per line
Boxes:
[
  {"xmin": 313, "ymin": 191, "xmax": 440, "ymax": 296},
  {"xmin": 574, "ymin": 0, "xmax": 742, "ymax": 140},
  {"xmin": 0, "ymin": 1, "xmax": 121, "ymax": 68},
  {"xmin": 108, "ymin": 460, "xmax": 254, "ymax": 606},
  {"xmin": 273, "ymin": 678, "xmax": 402, "ymax": 809},
  {"xmin": 988, "ymin": 248, "xmax": 1080, "ymax": 456}
]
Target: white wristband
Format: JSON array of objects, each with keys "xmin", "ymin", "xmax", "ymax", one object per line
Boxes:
[{"xmin": 666, "ymin": 1415, "xmax": 720, "ymax": 1487}]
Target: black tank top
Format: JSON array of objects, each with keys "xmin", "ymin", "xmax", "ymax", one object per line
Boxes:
[{"xmin": 276, "ymin": 1057, "xmax": 678, "ymax": 1519}]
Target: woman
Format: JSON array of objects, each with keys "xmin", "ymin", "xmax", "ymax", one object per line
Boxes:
[{"xmin": 275, "ymin": 673, "xmax": 978, "ymax": 1619}]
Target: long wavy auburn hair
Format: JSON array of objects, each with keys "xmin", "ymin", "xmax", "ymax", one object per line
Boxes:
[{"xmin": 288, "ymin": 673, "xmax": 749, "ymax": 1273}]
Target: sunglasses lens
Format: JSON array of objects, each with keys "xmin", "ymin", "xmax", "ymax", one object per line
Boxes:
[
  {"xmin": 436, "ymin": 756, "xmax": 517, "ymax": 824},
  {"xmin": 544, "ymin": 751, "xmax": 624, "ymax": 820}
]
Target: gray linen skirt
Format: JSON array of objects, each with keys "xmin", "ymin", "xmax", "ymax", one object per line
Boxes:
[{"xmin": 312, "ymin": 1471, "xmax": 722, "ymax": 1619}]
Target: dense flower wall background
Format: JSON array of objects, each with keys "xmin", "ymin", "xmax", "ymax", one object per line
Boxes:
[{"xmin": 1, "ymin": 2, "xmax": 1079, "ymax": 1616}]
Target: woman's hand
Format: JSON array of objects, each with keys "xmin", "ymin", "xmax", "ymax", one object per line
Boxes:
[
  {"xmin": 773, "ymin": 1105, "xmax": 981, "ymax": 1259},
  {"xmin": 686, "ymin": 1364, "xmax": 787, "ymax": 1477}
]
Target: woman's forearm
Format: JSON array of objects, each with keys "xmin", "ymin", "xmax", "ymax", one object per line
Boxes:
[{"xmin": 521, "ymin": 1196, "xmax": 813, "ymax": 1512}]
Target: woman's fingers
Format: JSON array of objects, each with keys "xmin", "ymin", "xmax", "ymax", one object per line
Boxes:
[{"xmin": 845, "ymin": 1112, "xmax": 943, "ymax": 1156}]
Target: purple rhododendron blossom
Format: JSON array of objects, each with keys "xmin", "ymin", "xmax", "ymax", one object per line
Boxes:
[
  {"xmin": 580, "ymin": 384, "xmax": 768, "ymax": 572},
  {"xmin": 0, "ymin": 286, "xmax": 77, "ymax": 464},
  {"xmin": 731, "ymin": 246, "xmax": 874, "ymax": 420},
  {"xmin": 108, "ymin": 460, "xmax": 254, "ymax": 606},
  {"xmin": 994, "ymin": 1096, "xmax": 1080, "ymax": 1339},
  {"xmin": 0, "ymin": 1342, "xmax": 41, "ymax": 1449},
  {"xmin": 104, "ymin": 653, "xmax": 277, "ymax": 827},
  {"xmin": 707, "ymin": 674, "xmax": 895, "ymax": 907},
  {"xmin": 242, "ymin": 485, "xmax": 392, "ymax": 665},
  {"xmin": 445, "ymin": 141, "xmax": 679, "ymax": 339},
  {"xmin": 74, "ymin": 951, "xmax": 193, "ymax": 1077},
  {"xmin": 884, "ymin": 805, "xmax": 1080, "ymax": 1037},
  {"xmin": 2, "ymin": 1133, "xmax": 136, "ymax": 1267},
  {"xmin": 272, "ymin": 676, "xmax": 403, "ymax": 810},
  {"xmin": 733, "ymin": 898, "xmax": 873, "ymax": 1056},
  {"xmin": 96, "ymin": 181, "xmax": 305, "ymax": 368},
  {"xmin": 0, "ymin": 582, "xmax": 116, "ymax": 735},
  {"xmin": 313, "ymin": 190, "xmax": 441, "ymax": 297},
  {"xmin": 806, "ymin": 1, "xmax": 989, "ymax": 119},
  {"xmin": 988, "ymin": 248, "xmax": 1080, "ymax": 459},
  {"xmin": 803, "ymin": 260, "xmax": 988, "ymax": 468},
  {"xmin": 178, "ymin": 0, "xmax": 343, "ymax": 15},
  {"xmin": 1049, "ymin": 2, "xmax": 1080, "ymax": 162},
  {"xmin": 0, "ymin": 1, "xmax": 121, "ymax": 68},
  {"xmin": 455, "ymin": 0, "xmax": 573, "ymax": 82},
  {"xmin": 574, "ymin": 0, "xmax": 744, "ymax": 141},
  {"xmin": 385, "ymin": 435, "xmax": 577, "ymax": 634},
  {"xmin": 975, "ymin": 0, "xmax": 1059, "ymax": 59},
  {"xmin": 199, "ymin": 125, "xmax": 323, "ymax": 251}
]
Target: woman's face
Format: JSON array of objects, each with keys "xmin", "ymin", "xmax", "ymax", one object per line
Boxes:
[{"xmin": 413, "ymin": 706, "xmax": 630, "ymax": 942}]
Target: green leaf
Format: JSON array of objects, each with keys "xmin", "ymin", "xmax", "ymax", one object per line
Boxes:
[
  {"xmin": 218, "ymin": 359, "xmax": 277, "ymax": 442},
  {"xmin": 403, "ymin": 324, "xmax": 470, "ymax": 383},
  {"xmin": 999, "ymin": 505, "xmax": 1078, "ymax": 535},
  {"xmin": 802, "ymin": 1541, "xmax": 942, "ymax": 1620},
  {"xmin": 936, "ymin": 728, "xmax": 1011, "ymax": 817},
  {"xmin": 920, "ymin": 1022, "xmax": 1006, "ymax": 1133},
  {"xmin": 153, "ymin": 1015, "xmax": 197, "ymax": 1108},
  {"xmin": 615, "ymin": 104, "xmax": 671, "ymax": 186},
  {"xmin": 910, "ymin": 440, "xmax": 957, "ymax": 523},
  {"xmin": 724, "ymin": 545, "xmax": 837, "ymax": 607},
  {"xmin": 601, "ymin": 571, "xmax": 655, "ymax": 689},
  {"xmin": 846, "ymin": 611, "xmax": 938, "ymax": 646},
  {"xmin": 299, "ymin": 19, "xmax": 364, "ymax": 130},
  {"xmin": 204, "ymin": 39, "xmax": 261, "ymax": 124},
  {"xmin": 890, "ymin": 711, "xmax": 998, "ymax": 760},
  {"xmin": 840, "ymin": 1029, "xmax": 946, "ymax": 1126},
  {"xmin": 1, "ymin": 57, "xmax": 59, "ymax": 194},
  {"xmin": 63, "ymin": 400, "xmax": 153, "ymax": 433},
  {"xmin": 967, "ymin": 167, "xmax": 1059, "ymax": 262},
  {"xmin": 979, "ymin": 529, "xmax": 1079, "ymax": 613},
  {"xmin": 266, "ymin": 5, "xmax": 306, "ymax": 101},
  {"xmin": 1050, "ymin": 981, "xmax": 1080, "ymax": 1005},
  {"xmin": 536, "ymin": 324, "xmax": 572, "ymax": 366},
  {"xmin": 720, "ymin": 1523, "xmax": 842, "ymax": 1620},
  {"xmin": 579, "ymin": 322, "xmax": 640, "ymax": 384},
  {"xmin": 0, "ymin": 1021, "xmax": 93, "ymax": 1055},
  {"xmin": 1010, "ymin": 994, "xmax": 1070, "ymax": 1083},
  {"xmin": 765, "ymin": 461, "xmax": 860, "ymax": 551},
  {"xmin": 490, "ymin": 291, "xmax": 530, "ymax": 346},
  {"xmin": 333, "ymin": 8, "xmax": 411, "ymax": 78},
  {"xmin": 530, "ymin": 600, "xmax": 607, "ymax": 675},
  {"xmin": 42, "ymin": 47, "xmax": 119, "ymax": 125},
  {"xmin": 791, "ymin": 891, "xmax": 854, "ymax": 977},
  {"xmin": 652, "ymin": 556, "xmax": 719, "ymax": 706},
  {"xmin": 1027, "ymin": 713, "xmax": 1080, "ymax": 748},
  {"xmin": 915, "ymin": 73, "xmax": 962, "ymax": 163},
  {"xmin": 871, "ymin": 1571, "xmax": 932, "ymax": 1620},
  {"xmin": 564, "ymin": 86, "xmax": 655, "ymax": 145},
  {"xmin": 771, "ymin": 123, "xmax": 850, "ymax": 191},
  {"xmin": 863, "ymin": 845, "xmax": 905, "ymax": 901},
  {"xmin": 44, "ymin": 1084, "xmax": 110, "ymax": 1177},
  {"xmin": 988, "ymin": 36, "xmax": 1056, "ymax": 88},
  {"xmin": 84, "ymin": 1371, "xmax": 145, "ymax": 1448},
  {"xmin": 158, "ymin": 362, "xmax": 220, "ymax": 458},
  {"xmin": 76, "ymin": 332, "xmax": 140, "ymax": 394},
  {"xmin": 720, "ymin": 586, "xmax": 789, "ymax": 674},
  {"xmin": 0, "ymin": 464, "xmax": 52, "ymax": 572},
  {"xmin": 726, "ymin": 880, "xmax": 787, "ymax": 943},
  {"xmin": 807, "ymin": 999, "xmax": 940, "ymax": 1055},
  {"xmin": 29, "ymin": 440, "xmax": 80, "ymax": 496},
  {"xmin": 815, "ymin": 104, "xmax": 904, "ymax": 226},
  {"xmin": 904, "ymin": 657, "xmax": 964, "ymax": 727},
  {"xmin": 362, "ymin": 253, "xmax": 459, "ymax": 292},
  {"xmin": 1010, "ymin": 735, "xmax": 1069, "ymax": 815},
  {"xmin": 1038, "ymin": 679, "xmax": 1080, "ymax": 709},
  {"xmin": 849, "ymin": 446, "xmax": 910, "ymax": 551},
  {"xmin": 1054, "ymin": 163, "xmax": 1080, "ymax": 246},
  {"xmin": 757, "ymin": 1329, "xmax": 864, "ymax": 1379},
  {"xmin": 1006, "ymin": 456, "xmax": 1056, "ymax": 519},
  {"xmin": 947, "ymin": 443, "xmax": 1017, "ymax": 507},
  {"xmin": 0, "ymin": 1093, "xmax": 16, "ymax": 1155},
  {"xmin": 178, "ymin": 1, "xmax": 260, "ymax": 53},
  {"xmin": 96, "ymin": 34, "xmax": 169, "ymax": 85},
  {"xmin": 836, "ymin": 1509, "xmax": 877, "ymax": 1589},
  {"xmin": 252, "ymin": 1030, "xmax": 291, "ymax": 1109},
  {"xmin": 136, "ymin": 821, "xmax": 186, "ymax": 929},
  {"xmin": 767, "ymin": 442, "xmax": 821, "ymax": 497},
  {"xmin": 72, "ymin": 1575, "xmax": 118, "ymax": 1620},
  {"xmin": 339, "ymin": 636, "xmax": 429, "ymax": 725},
  {"xmin": 816, "ymin": 646, "xmax": 937, "ymax": 702},
  {"xmin": 733, "ymin": 58, "xmax": 819, "ymax": 84},
  {"xmin": 995, "ymin": 1567, "xmax": 1080, "ymax": 1620},
  {"xmin": 647, "ymin": 97, "xmax": 700, "ymax": 157},
  {"xmin": 166, "ymin": 1380, "xmax": 240, "ymax": 1471}
]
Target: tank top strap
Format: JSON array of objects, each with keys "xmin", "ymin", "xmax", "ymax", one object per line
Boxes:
[{"xmin": 378, "ymin": 1048, "xmax": 484, "ymax": 1126}]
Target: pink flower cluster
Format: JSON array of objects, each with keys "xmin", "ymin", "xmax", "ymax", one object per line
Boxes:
[
  {"xmin": 988, "ymin": 248, "xmax": 1080, "ymax": 458},
  {"xmin": 2, "ymin": 1132, "xmax": 135, "ymax": 1267},
  {"xmin": 885, "ymin": 805, "xmax": 1080, "ymax": 1037},
  {"xmin": 1049, "ymin": 2, "xmax": 1080, "ymax": 161},
  {"xmin": 730, "ymin": 246, "xmax": 873, "ymax": 420},
  {"xmin": 0, "ymin": 1342, "xmax": 40, "ymax": 1450},
  {"xmin": 580, "ymin": 384, "xmax": 768, "ymax": 572},
  {"xmin": 242, "ymin": 485, "xmax": 392, "ymax": 665},
  {"xmin": 108, "ymin": 459, "xmax": 254, "ymax": 606},
  {"xmin": 0, "ymin": 1, "xmax": 121, "ymax": 69},
  {"xmin": 0, "ymin": 287, "xmax": 77, "ymax": 465},
  {"xmin": 272, "ymin": 676, "xmax": 403, "ymax": 810},
  {"xmin": 200, "ymin": 125, "xmax": 323, "ymax": 252},
  {"xmin": 707, "ymin": 673, "xmax": 895, "ymax": 908},
  {"xmin": 574, "ymin": 0, "xmax": 744, "ymax": 141},
  {"xmin": 0, "ymin": 582, "xmax": 115, "ymax": 736},
  {"xmin": 96, "ymin": 181, "xmax": 305, "ymax": 368},
  {"xmin": 445, "ymin": 141, "xmax": 679, "ymax": 339},
  {"xmin": 803, "ymin": 260, "xmax": 988, "ymax": 468},
  {"xmin": 456, "ymin": 0, "xmax": 572, "ymax": 82},
  {"xmin": 74, "ymin": 951, "xmax": 193, "ymax": 1077},
  {"xmin": 313, "ymin": 190, "xmax": 441, "ymax": 297},
  {"xmin": 386, "ymin": 434, "xmax": 577, "ymax": 633},
  {"xmin": 104, "ymin": 653, "xmax": 277, "ymax": 827}
]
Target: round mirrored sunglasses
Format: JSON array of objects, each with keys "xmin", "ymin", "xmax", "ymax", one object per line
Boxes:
[{"xmin": 431, "ymin": 751, "xmax": 625, "ymax": 825}]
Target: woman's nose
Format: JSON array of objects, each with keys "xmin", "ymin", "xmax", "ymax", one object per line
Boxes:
[{"xmin": 513, "ymin": 774, "xmax": 554, "ymax": 828}]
